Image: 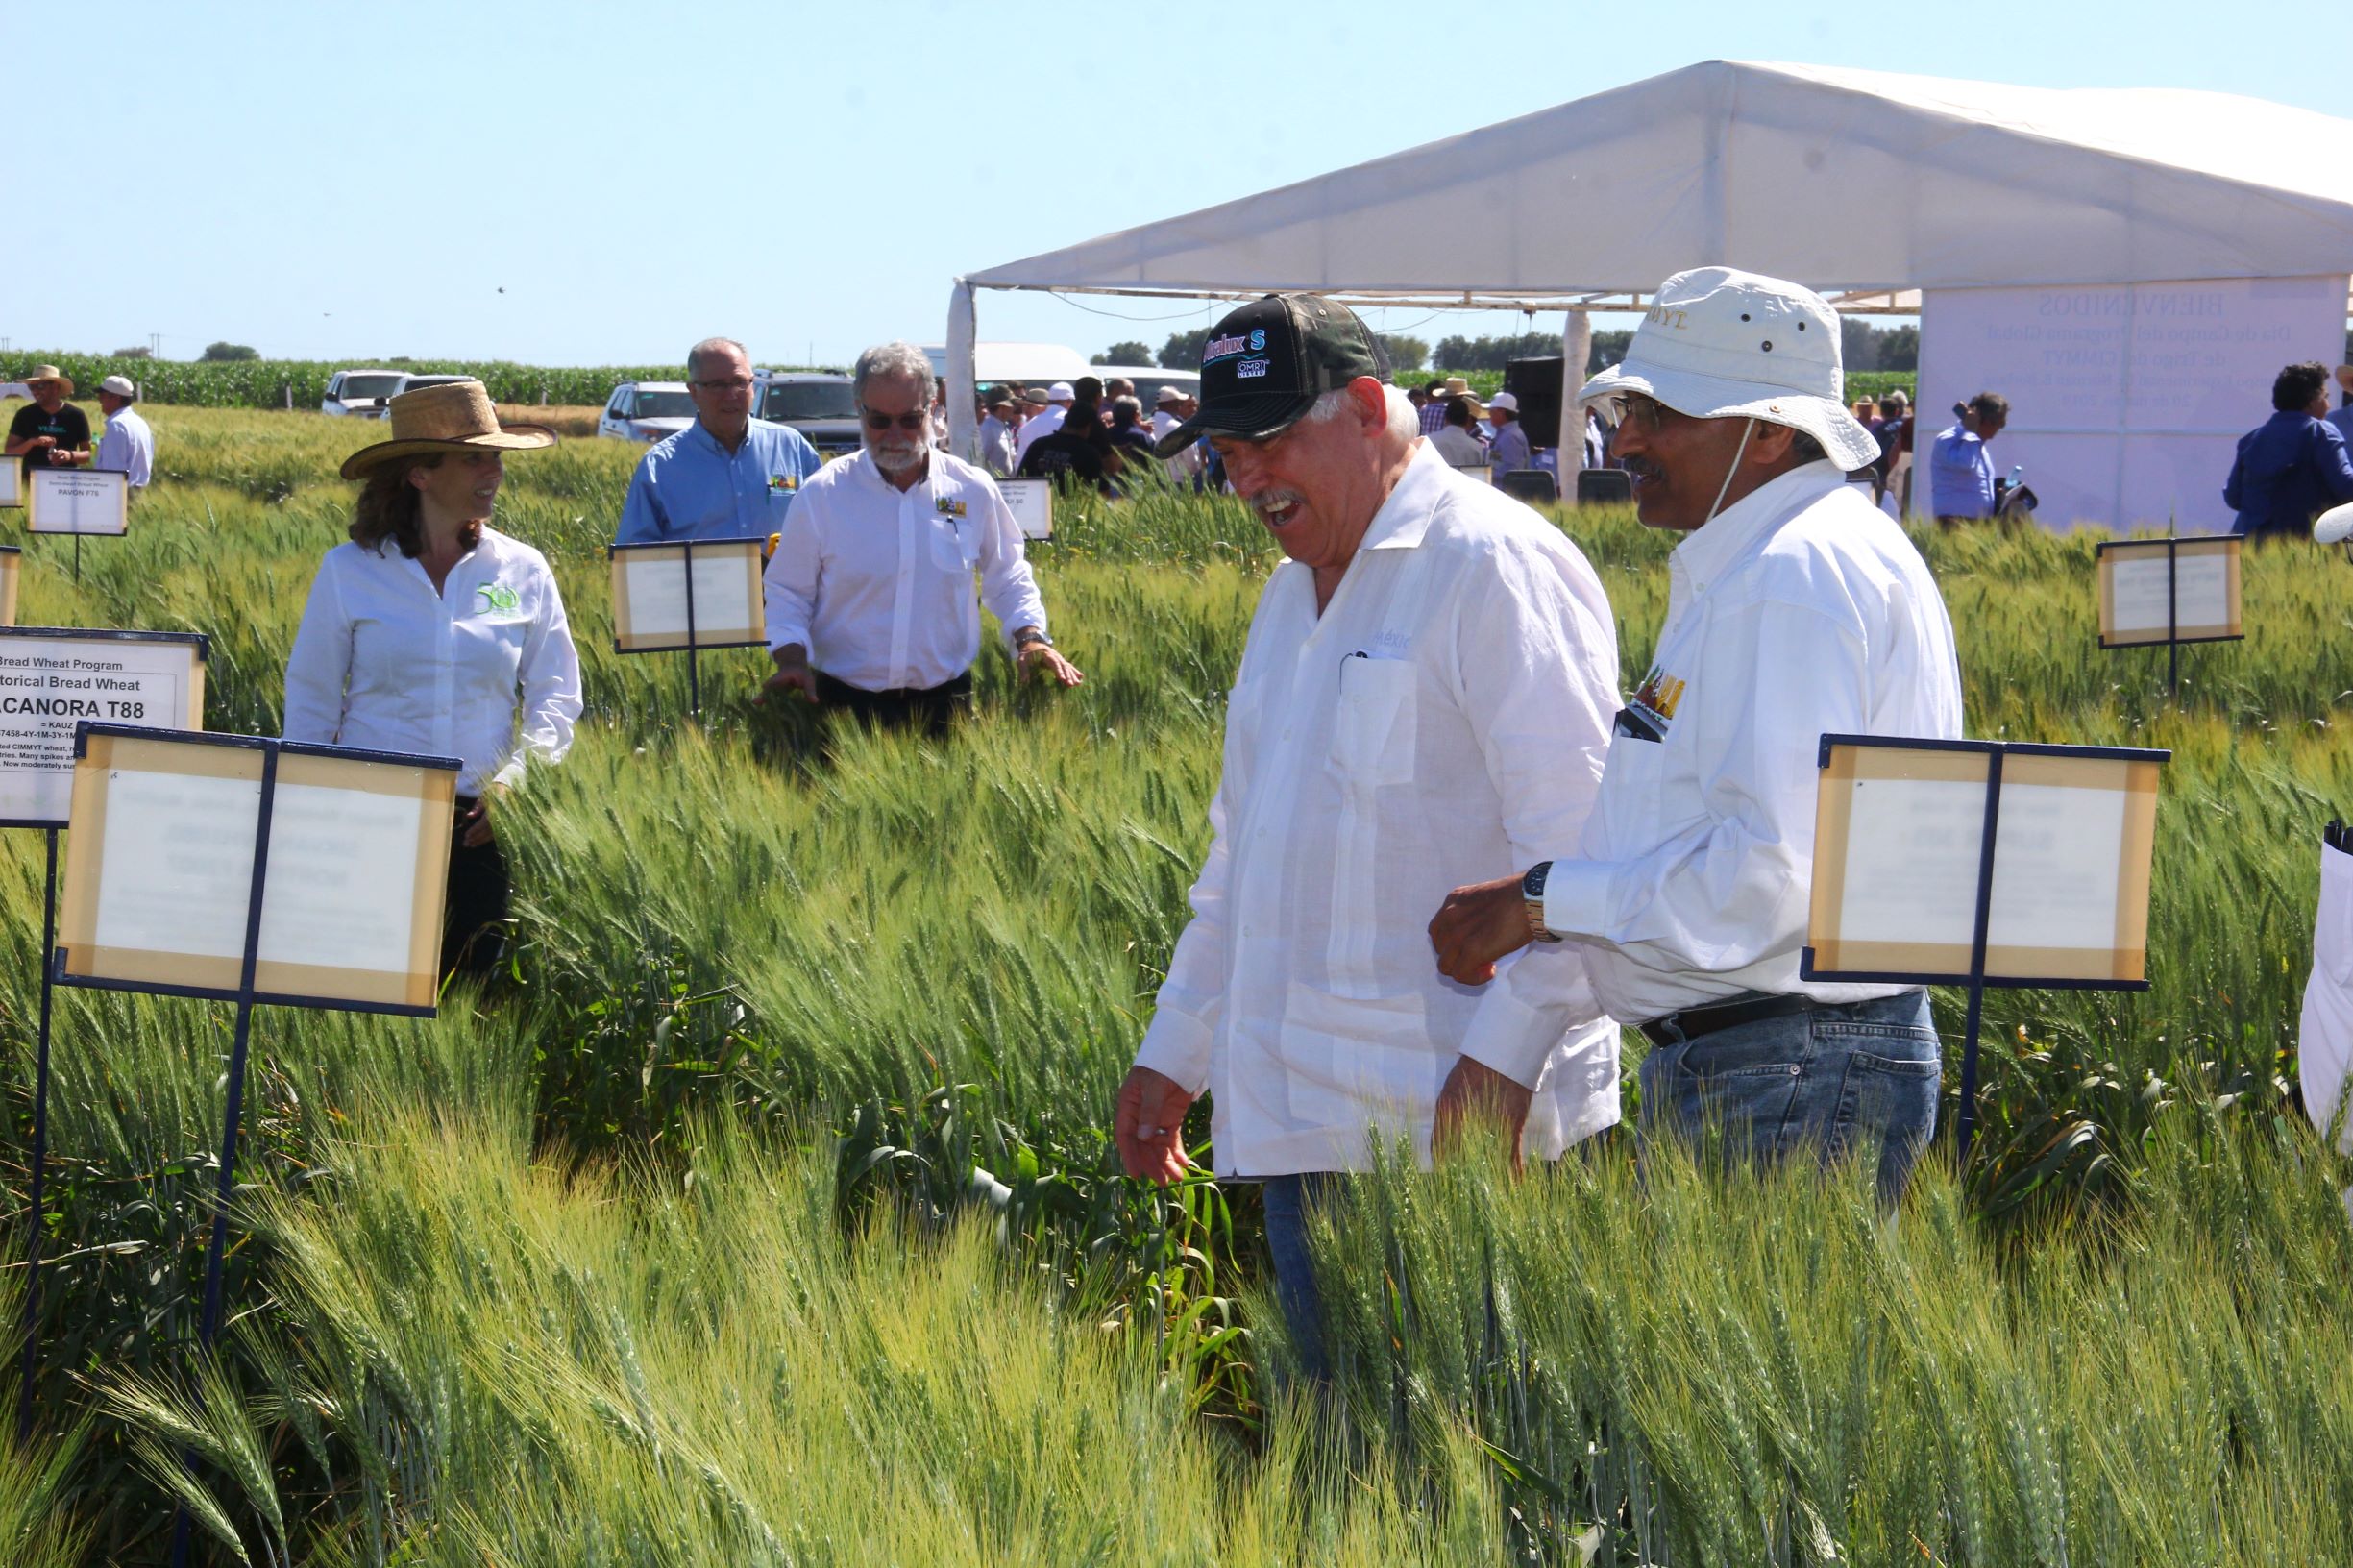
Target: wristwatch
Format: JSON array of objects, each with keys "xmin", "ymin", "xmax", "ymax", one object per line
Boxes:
[
  {"xmin": 1013, "ymin": 627, "xmax": 1053, "ymax": 650},
  {"xmin": 1521, "ymin": 862, "xmax": 1562, "ymax": 944}
]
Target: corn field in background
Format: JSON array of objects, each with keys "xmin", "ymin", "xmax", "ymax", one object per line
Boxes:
[
  {"xmin": 0, "ymin": 404, "xmax": 2347, "ymax": 1563},
  {"xmin": 3, "ymin": 355, "xmax": 832, "ymax": 413}
]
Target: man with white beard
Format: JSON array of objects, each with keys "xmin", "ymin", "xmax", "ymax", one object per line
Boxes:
[{"xmin": 761, "ymin": 341, "xmax": 1083, "ymax": 734}]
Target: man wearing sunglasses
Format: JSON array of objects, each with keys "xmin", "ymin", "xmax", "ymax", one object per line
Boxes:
[
  {"xmin": 615, "ymin": 336, "xmax": 824, "ymax": 545},
  {"xmin": 760, "ymin": 340, "xmax": 1082, "ymax": 734}
]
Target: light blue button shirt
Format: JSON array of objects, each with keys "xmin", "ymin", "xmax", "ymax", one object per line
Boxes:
[{"xmin": 615, "ymin": 417, "xmax": 825, "ymax": 544}]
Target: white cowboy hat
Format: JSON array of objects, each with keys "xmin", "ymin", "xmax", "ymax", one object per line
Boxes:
[{"xmin": 1575, "ymin": 266, "xmax": 1880, "ymax": 472}]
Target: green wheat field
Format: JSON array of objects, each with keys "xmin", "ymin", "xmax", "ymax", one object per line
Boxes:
[{"xmin": 1, "ymin": 405, "xmax": 2349, "ymax": 1565}]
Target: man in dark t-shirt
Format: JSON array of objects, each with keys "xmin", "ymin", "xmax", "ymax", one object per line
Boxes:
[
  {"xmin": 1018, "ymin": 426, "xmax": 1111, "ymax": 494},
  {"xmin": 7, "ymin": 365, "xmax": 92, "ymax": 481}
]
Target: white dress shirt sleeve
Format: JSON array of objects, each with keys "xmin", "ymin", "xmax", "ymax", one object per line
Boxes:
[
  {"xmin": 491, "ymin": 554, "xmax": 583, "ymax": 792},
  {"xmin": 1543, "ymin": 599, "xmax": 1871, "ymax": 985},
  {"xmin": 974, "ymin": 481, "xmax": 1049, "ymax": 648},
  {"xmin": 282, "ymin": 551, "xmax": 353, "ymax": 745},
  {"xmin": 95, "ymin": 419, "xmax": 127, "ymax": 477},
  {"xmin": 1446, "ymin": 544, "xmax": 1619, "ymax": 1088},
  {"xmin": 763, "ymin": 489, "xmax": 822, "ymax": 655}
]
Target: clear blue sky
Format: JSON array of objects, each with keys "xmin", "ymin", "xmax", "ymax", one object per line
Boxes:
[{"xmin": 12, "ymin": 0, "xmax": 2342, "ymax": 372}]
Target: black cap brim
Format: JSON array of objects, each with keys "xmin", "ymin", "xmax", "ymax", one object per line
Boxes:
[{"xmin": 1149, "ymin": 388, "xmax": 1318, "ymax": 459}]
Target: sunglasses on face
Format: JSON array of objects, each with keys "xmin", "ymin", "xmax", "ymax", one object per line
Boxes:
[{"xmin": 860, "ymin": 408, "xmax": 930, "ymax": 431}]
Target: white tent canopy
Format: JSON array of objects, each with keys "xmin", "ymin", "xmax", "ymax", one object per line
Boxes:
[{"xmin": 948, "ymin": 59, "xmax": 2353, "ymax": 483}]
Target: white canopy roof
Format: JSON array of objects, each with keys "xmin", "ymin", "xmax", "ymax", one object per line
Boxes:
[{"xmin": 966, "ymin": 60, "xmax": 2353, "ymax": 305}]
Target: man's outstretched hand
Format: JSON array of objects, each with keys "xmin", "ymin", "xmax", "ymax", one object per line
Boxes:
[
  {"xmin": 1114, "ymin": 1065, "xmax": 1195, "ymax": 1185},
  {"xmin": 1432, "ymin": 1055, "xmax": 1532, "ymax": 1174}
]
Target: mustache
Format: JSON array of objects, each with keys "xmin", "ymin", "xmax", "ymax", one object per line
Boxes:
[
  {"xmin": 1242, "ymin": 486, "xmax": 1307, "ymax": 524},
  {"xmin": 1621, "ymin": 455, "xmax": 1663, "ymax": 481}
]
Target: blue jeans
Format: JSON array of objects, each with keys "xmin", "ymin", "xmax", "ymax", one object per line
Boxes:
[
  {"xmin": 1637, "ymin": 990, "xmax": 1941, "ymax": 1209},
  {"xmin": 1259, "ymin": 1172, "xmax": 1349, "ymax": 1384}
]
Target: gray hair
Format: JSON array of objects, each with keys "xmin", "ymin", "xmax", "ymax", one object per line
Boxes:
[
  {"xmin": 1300, "ymin": 383, "xmax": 1419, "ymax": 444},
  {"xmin": 686, "ymin": 336, "xmax": 748, "ymax": 380},
  {"xmin": 853, "ymin": 341, "xmax": 936, "ymax": 405}
]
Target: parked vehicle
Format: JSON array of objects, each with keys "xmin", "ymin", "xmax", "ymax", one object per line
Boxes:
[
  {"xmin": 598, "ymin": 381, "xmax": 698, "ymax": 443},
  {"xmin": 1088, "ymin": 364, "xmax": 1200, "ymax": 413},
  {"xmin": 321, "ymin": 368, "xmax": 406, "ymax": 418},
  {"xmin": 365, "ymin": 374, "xmax": 477, "ymax": 419},
  {"xmin": 753, "ymin": 371, "xmax": 860, "ymax": 459}
]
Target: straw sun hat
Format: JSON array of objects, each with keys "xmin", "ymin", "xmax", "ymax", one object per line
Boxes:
[
  {"xmin": 22, "ymin": 364, "xmax": 73, "ymax": 395},
  {"xmin": 339, "ymin": 380, "xmax": 555, "ymax": 480}
]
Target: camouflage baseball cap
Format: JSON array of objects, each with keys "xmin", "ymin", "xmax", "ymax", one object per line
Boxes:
[{"xmin": 1151, "ymin": 293, "xmax": 1390, "ymax": 458}]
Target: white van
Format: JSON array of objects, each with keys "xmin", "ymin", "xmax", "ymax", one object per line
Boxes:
[
  {"xmin": 321, "ymin": 368, "xmax": 405, "ymax": 418},
  {"xmin": 598, "ymin": 381, "xmax": 698, "ymax": 443}
]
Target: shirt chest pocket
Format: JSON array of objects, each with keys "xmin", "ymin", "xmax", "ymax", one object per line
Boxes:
[
  {"xmin": 929, "ymin": 515, "xmax": 978, "ymax": 572},
  {"xmin": 1594, "ymin": 728, "xmax": 1675, "ymax": 845},
  {"xmin": 1328, "ymin": 656, "xmax": 1417, "ymax": 787}
]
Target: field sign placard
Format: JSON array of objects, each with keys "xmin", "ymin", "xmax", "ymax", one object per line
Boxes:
[
  {"xmin": 609, "ymin": 538, "xmax": 766, "ymax": 651},
  {"xmin": 0, "ymin": 461, "xmax": 20, "ymax": 508},
  {"xmin": 56, "ymin": 728, "xmax": 457, "ymax": 1013},
  {"xmin": 1806, "ymin": 739, "xmax": 2163, "ymax": 987},
  {"xmin": 0, "ymin": 628, "xmax": 208, "ymax": 827},
  {"xmin": 1802, "ymin": 733, "xmax": 2169, "ymax": 1153},
  {"xmin": 997, "ymin": 478, "xmax": 1053, "ymax": 541},
  {"xmin": 0, "ymin": 548, "xmax": 17, "ymax": 626},
  {"xmin": 2096, "ymin": 536, "xmax": 2242, "ymax": 648},
  {"xmin": 26, "ymin": 469, "xmax": 129, "ymax": 536}
]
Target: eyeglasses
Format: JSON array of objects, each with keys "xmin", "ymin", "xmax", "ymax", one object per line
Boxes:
[
  {"xmin": 859, "ymin": 408, "xmax": 930, "ymax": 431},
  {"xmin": 1618, "ymin": 395, "xmax": 1675, "ymax": 433},
  {"xmin": 692, "ymin": 378, "xmax": 753, "ymax": 394}
]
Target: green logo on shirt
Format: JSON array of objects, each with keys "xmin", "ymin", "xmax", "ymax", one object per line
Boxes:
[{"xmin": 475, "ymin": 583, "xmax": 523, "ymax": 617}]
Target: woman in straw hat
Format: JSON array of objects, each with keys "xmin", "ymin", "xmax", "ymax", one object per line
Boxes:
[
  {"xmin": 6, "ymin": 365, "xmax": 92, "ymax": 482},
  {"xmin": 282, "ymin": 380, "xmax": 582, "ymax": 977}
]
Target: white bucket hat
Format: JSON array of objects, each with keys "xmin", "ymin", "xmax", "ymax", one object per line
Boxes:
[{"xmin": 1576, "ymin": 266, "xmax": 1880, "ymax": 471}]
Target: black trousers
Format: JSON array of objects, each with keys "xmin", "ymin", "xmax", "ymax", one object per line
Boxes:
[
  {"xmin": 443, "ymin": 796, "xmax": 511, "ymax": 978},
  {"xmin": 814, "ymin": 669, "xmax": 973, "ymax": 739}
]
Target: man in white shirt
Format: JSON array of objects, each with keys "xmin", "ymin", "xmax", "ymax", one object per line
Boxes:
[
  {"xmin": 976, "ymin": 391, "xmax": 1019, "ymax": 477},
  {"xmin": 1115, "ymin": 293, "xmax": 1621, "ymax": 1381},
  {"xmin": 93, "ymin": 375, "xmax": 154, "ymax": 492},
  {"xmin": 1013, "ymin": 380, "xmax": 1072, "ymax": 466},
  {"xmin": 761, "ymin": 341, "xmax": 1083, "ymax": 735},
  {"xmin": 1153, "ymin": 386, "xmax": 1205, "ymax": 485},
  {"xmin": 1429, "ymin": 267, "xmax": 1964, "ymax": 1210}
]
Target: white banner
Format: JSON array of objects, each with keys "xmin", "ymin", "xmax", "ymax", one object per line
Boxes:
[{"xmin": 1917, "ymin": 276, "xmax": 2351, "ymax": 533}]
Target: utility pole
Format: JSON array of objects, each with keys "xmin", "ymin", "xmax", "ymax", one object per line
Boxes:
[{"xmin": 150, "ymin": 331, "xmax": 161, "ymax": 358}]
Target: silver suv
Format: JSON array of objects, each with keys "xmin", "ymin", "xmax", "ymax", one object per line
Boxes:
[{"xmin": 754, "ymin": 371, "xmax": 860, "ymax": 459}]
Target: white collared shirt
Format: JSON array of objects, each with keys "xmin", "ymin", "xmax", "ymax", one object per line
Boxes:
[
  {"xmin": 763, "ymin": 448, "xmax": 1050, "ymax": 693},
  {"xmin": 97, "ymin": 405, "xmax": 153, "ymax": 488},
  {"xmin": 1153, "ymin": 409, "xmax": 1204, "ymax": 479},
  {"xmin": 282, "ymin": 527, "xmax": 583, "ymax": 796},
  {"xmin": 1135, "ymin": 443, "xmax": 1622, "ymax": 1177},
  {"xmin": 1541, "ymin": 460, "xmax": 1964, "ymax": 1022},
  {"xmin": 1014, "ymin": 404, "xmax": 1066, "ymax": 464}
]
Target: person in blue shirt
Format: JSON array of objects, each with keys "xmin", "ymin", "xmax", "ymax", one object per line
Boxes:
[
  {"xmin": 614, "ymin": 337, "xmax": 823, "ymax": 544},
  {"xmin": 1929, "ymin": 391, "xmax": 2006, "ymax": 524},
  {"xmin": 2328, "ymin": 364, "xmax": 2353, "ymax": 448},
  {"xmin": 2223, "ymin": 361, "xmax": 2353, "ymax": 542}
]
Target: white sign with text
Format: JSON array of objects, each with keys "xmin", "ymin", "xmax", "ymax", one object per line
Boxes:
[{"xmin": 1917, "ymin": 275, "xmax": 2350, "ymax": 532}]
